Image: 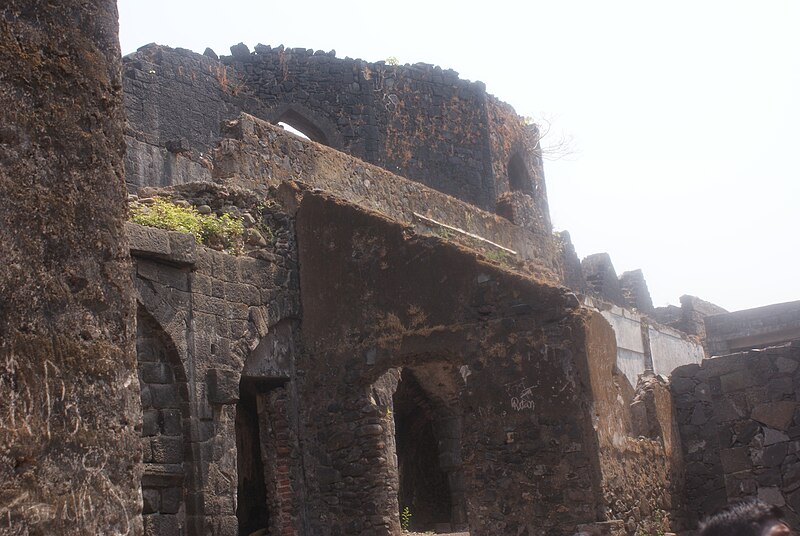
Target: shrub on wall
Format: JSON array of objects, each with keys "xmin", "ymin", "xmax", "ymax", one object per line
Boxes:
[{"xmin": 130, "ymin": 197, "xmax": 244, "ymax": 253}]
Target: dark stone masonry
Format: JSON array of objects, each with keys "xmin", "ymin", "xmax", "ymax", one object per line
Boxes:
[{"xmin": 3, "ymin": 3, "xmax": 800, "ymax": 536}]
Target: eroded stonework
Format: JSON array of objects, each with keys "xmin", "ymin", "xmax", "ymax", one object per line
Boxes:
[{"xmin": 4, "ymin": 4, "xmax": 800, "ymax": 536}]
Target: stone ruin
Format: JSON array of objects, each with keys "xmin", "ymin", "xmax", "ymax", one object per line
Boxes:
[{"xmin": 2, "ymin": 3, "xmax": 800, "ymax": 535}]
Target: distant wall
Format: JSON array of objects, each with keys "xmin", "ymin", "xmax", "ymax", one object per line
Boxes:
[
  {"xmin": 588, "ymin": 298, "xmax": 705, "ymax": 388},
  {"xmin": 705, "ymin": 300, "xmax": 800, "ymax": 355},
  {"xmin": 673, "ymin": 341, "xmax": 800, "ymax": 528},
  {"xmin": 122, "ymin": 44, "xmax": 549, "ymax": 232}
]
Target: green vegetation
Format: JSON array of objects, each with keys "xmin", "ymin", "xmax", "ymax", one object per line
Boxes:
[
  {"xmin": 400, "ymin": 506, "xmax": 412, "ymax": 532},
  {"xmin": 386, "ymin": 56, "xmax": 400, "ymax": 66},
  {"xmin": 130, "ymin": 197, "xmax": 244, "ymax": 254}
]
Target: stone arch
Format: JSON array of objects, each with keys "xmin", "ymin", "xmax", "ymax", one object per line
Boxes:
[
  {"xmin": 507, "ymin": 152, "xmax": 534, "ymax": 194},
  {"xmin": 370, "ymin": 357, "xmax": 469, "ymax": 533},
  {"xmin": 135, "ymin": 305, "xmax": 193, "ymax": 535},
  {"xmin": 268, "ymin": 103, "xmax": 343, "ymax": 148}
]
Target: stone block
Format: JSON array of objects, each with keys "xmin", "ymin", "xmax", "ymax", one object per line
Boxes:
[
  {"xmin": 752, "ymin": 401, "xmax": 797, "ymax": 431},
  {"xmin": 764, "ymin": 427, "xmax": 790, "ymax": 446},
  {"xmin": 136, "ymin": 258, "xmax": 190, "ymax": 291},
  {"xmin": 150, "ymin": 384, "xmax": 180, "ymax": 409},
  {"xmin": 720, "ymin": 447, "xmax": 751, "ymax": 473},
  {"xmin": 151, "ymin": 436, "xmax": 184, "ymax": 464},
  {"xmin": 207, "ymin": 368, "xmax": 240, "ymax": 404},
  {"xmin": 141, "ymin": 409, "xmax": 160, "ymax": 437},
  {"xmin": 757, "ymin": 486, "xmax": 786, "ymax": 507},
  {"xmin": 720, "ymin": 370, "xmax": 754, "ymax": 393},
  {"xmin": 143, "ymin": 514, "xmax": 180, "ymax": 536},
  {"xmin": 762, "ymin": 443, "xmax": 789, "ymax": 467},
  {"xmin": 140, "ymin": 362, "xmax": 173, "ymax": 384},
  {"xmin": 142, "ymin": 488, "xmax": 160, "ymax": 514},
  {"xmin": 161, "ymin": 408, "xmax": 183, "ymax": 435},
  {"xmin": 160, "ymin": 486, "xmax": 183, "ymax": 514}
]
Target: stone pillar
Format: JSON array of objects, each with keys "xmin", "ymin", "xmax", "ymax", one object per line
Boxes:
[{"xmin": 0, "ymin": 2, "xmax": 141, "ymax": 534}]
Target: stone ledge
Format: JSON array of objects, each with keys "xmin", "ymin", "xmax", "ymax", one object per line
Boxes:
[{"xmin": 127, "ymin": 222, "xmax": 196, "ymax": 266}]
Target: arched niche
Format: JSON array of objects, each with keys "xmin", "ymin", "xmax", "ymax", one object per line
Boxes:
[{"xmin": 135, "ymin": 306, "xmax": 191, "ymax": 534}]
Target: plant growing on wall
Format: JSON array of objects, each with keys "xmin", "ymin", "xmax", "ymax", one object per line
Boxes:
[
  {"xmin": 130, "ymin": 197, "xmax": 244, "ymax": 254},
  {"xmin": 400, "ymin": 506, "xmax": 412, "ymax": 532}
]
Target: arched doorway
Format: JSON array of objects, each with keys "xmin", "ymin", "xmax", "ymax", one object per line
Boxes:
[
  {"xmin": 136, "ymin": 307, "xmax": 190, "ymax": 535},
  {"xmin": 390, "ymin": 364, "xmax": 467, "ymax": 533}
]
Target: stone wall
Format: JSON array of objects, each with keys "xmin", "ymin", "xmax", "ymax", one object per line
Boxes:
[
  {"xmin": 293, "ymin": 190, "xmax": 610, "ymax": 535},
  {"xmin": 127, "ymin": 182, "xmax": 301, "ymax": 535},
  {"xmin": 586, "ymin": 298, "xmax": 705, "ymax": 389},
  {"xmin": 582, "ymin": 314, "xmax": 683, "ymax": 534},
  {"xmin": 0, "ymin": 2, "xmax": 142, "ymax": 534},
  {"xmin": 122, "ymin": 43, "xmax": 548, "ymax": 230},
  {"xmin": 673, "ymin": 341, "xmax": 800, "ymax": 529},
  {"xmin": 213, "ymin": 113, "xmax": 565, "ymax": 283},
  {"xmin": 705, "ymin": 301, "xmax": 800, "ymax": 355}
]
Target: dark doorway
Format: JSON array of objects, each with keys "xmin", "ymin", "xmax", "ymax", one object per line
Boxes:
[
  {"xmin": 393, "ymin": 369, "xmax": 453, "ymax": 532},
  {"xmin": 235, "ymin": 378, "xmax": 269, "ymax": 535}
]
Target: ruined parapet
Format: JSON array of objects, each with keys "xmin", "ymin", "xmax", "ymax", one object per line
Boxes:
[
  {"xmin": 653, "ymin": 294, "xmax": 727, "ymax": 342},
  {"xmin": 0, "ymin": 1, "xmax": 141, "ymax": 533},
  {"xmin": 582, "ymin": 253, "xmax": 626, "ymax": 306},
  {"xmin": 620, "ymin": 269, "xmax": 655, "ymax": 314},
  {"xmin": 122, "ymin": 43, "xmax": 554, "ymax": 231},
  {"xmin": 212, "ymin": 113, "xmax": 568, "ymax": 283}
]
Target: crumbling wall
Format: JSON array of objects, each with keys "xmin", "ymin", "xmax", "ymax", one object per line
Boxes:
[
  {"xmin": 488, "ymin": 98, "xmax": 552, "ymax": 235},
  {"xmin": 293, "ymin": 190, "xmax": 608, "ymax": 535},
  {"xmin": 673, "ymin": 341, "xmax": 800, "ymax": 528},
  {"xmin": 122, "ymin": 43, "xmax": 549, "ymax": 227},
  {"xmin": 128, "ymin": 184, "xmax": 301, "ymax": 536},
  {"xmin": 582, "ymin": 314, "xmax": 682, "ymax": 535},
  {"xmin": 213, "ymin": 114, "xmax": 565, "ymax": 282},
  {"xmin": 0, "ymin": 2, "xmax": 142, "ymax": 534}
]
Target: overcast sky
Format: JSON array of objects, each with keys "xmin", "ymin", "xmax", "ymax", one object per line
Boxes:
[{"xmin": 118, "ymin": 0, "xmax": 799, "ymax": 312}]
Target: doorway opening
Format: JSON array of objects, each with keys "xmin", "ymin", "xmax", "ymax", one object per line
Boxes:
[
  {"xmin": 393, "ymin": 368, "xmax": 453, "ymax": 532},
  {"xmin": 235, "ymin": 378, "xmax": 270, "ymax": 535}
]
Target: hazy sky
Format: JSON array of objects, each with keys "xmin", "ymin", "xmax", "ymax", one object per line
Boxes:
[{"xmin": 118, "ymin": 0, "xmax": 799, "ymax": 312}]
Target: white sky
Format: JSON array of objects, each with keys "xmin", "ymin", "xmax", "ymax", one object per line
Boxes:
[{"xmin": 118, "ymin": 0, "xmax": 799, "ymax": 312}]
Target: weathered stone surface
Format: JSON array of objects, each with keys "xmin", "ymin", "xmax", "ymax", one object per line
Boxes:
[
  {"xmin": 675, "ymin": 343, "xmax": 800, "ymax": 528},
  {"xmin": 0, "ymin": 2, "xmax": 141, "ymax": 533},
  {"xmin": 752, "ymin": 401, "xmax": 797, "ymax": 431}
]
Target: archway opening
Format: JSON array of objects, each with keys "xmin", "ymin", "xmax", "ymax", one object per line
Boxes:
[
  {"xmin": 235, "ymin": 378, "xmax": 270, "ymax": 535},
  {"xmin": 136, "ymin": 307, "xmax": 189, "ymax": 534},
  {"xmin": 507, "ymin": 152, "xmax": 533, "ymax": 194},
  {"xmin": 276, "ymin": 109, "xmax": 328, "ymax": 145},
  {"xmin": 393, "ymin": 368, "xmax": 453, "ymax": 532}
]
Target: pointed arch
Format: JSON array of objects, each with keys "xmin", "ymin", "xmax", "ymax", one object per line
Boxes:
[{"xmin": 268, "ymin": 103, "xmax": 343, "ymax": 149}]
